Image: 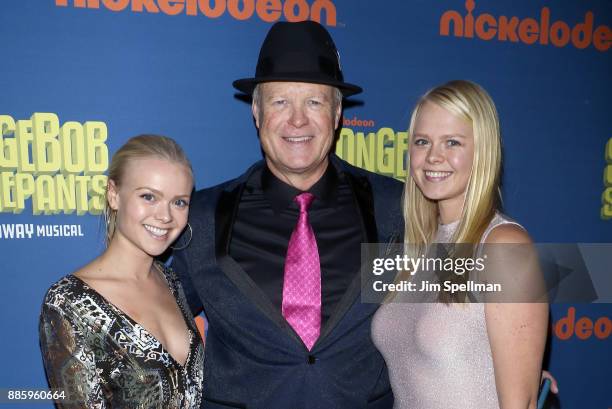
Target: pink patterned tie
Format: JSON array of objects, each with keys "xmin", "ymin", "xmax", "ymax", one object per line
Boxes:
[{"xmin": 282, "ymin": 192, "xmax": 321, "ymax": 350}]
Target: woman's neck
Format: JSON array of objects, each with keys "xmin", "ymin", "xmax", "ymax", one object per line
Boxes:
[
  {"xmin": 437, "ymin": 193, "xmax": 465, "ymax": 225},
  {"xmin": 98, "ymin": 237, "xmax": 155, "ymax": 281}
]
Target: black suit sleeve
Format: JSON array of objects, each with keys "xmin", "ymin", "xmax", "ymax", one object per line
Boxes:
[{"xmin": 170, "ymin": 248, "xmax": 203, "ymax": 316}]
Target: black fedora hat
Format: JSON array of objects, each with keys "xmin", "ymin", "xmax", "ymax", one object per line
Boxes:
[{"xmin": 233, "ymin": 21, "xmax": 362, "ymax": 97}]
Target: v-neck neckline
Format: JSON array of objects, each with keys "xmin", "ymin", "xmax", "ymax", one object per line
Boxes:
[{"xmin": 69, "ymin": 264, "xmax": 195, "ymax": 369}]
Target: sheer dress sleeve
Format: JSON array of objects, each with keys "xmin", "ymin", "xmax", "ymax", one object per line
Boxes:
[{"xmin": 39, "ymin": 301, "xmax": 108, "ymax": 408}]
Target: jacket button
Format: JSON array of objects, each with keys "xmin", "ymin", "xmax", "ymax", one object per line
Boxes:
[{"xmin": 307, "ymin": 355, "xmax": 316, "ymax": 364}]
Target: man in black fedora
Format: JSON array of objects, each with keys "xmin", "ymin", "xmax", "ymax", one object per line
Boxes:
[{"xmin": 172, "ymin": 20, "xmax": 402, "ymax": 409}]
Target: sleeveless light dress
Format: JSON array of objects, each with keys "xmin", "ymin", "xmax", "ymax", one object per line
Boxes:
[{"xmin": 371, "ymin": 213, "xmax": 522, "ymax": 409}]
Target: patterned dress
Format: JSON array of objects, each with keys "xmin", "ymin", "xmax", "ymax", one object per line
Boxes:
[{"xmin": 39, "ymin": 263, "xmax": 204, "ymax": 409}]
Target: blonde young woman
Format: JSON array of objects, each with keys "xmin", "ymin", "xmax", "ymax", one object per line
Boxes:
[
  {"xmin": 39, "ymin": 135, "xmax": 204, "ymax": 408},
  {"xmin": 371, "ymin": 80, "xmax": 548, "ymax": 409}
]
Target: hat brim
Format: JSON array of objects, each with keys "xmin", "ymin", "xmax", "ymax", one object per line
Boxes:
[{"xmin": 233, "ymin": 75, "xmax": 362, "ymax": 97}]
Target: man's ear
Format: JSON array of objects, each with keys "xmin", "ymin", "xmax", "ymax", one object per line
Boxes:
[
  {"xmin": 334, "ymin": 102, "xmax": 342, "ymax": 130},
  {"xmin": 252, "ymin": 101, "xmax": 260, "ymax": 129},
  {"xmin": 107, "ymin": 179, "xmax": 120, "ymax": 211}
]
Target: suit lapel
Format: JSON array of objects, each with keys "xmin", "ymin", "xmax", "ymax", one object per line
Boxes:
[
  {"xmin": 316, "ymin": 169, "xmax": 379, "ymax": 345},
  {"xmin": 213, "ymin": 159, "xmax": 386, "ymax": 350},
  {"xmin": 214, "ymin": 168, "xmax": 303, "ymax": 346}
]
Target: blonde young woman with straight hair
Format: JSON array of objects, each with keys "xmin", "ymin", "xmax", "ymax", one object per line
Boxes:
[
  {"xmin": 39, "ymin": 135, "xmax": 204, "ymax": 408},
  {"xmin": 371, "ymin": 80, "xmax": 549, "ymax": 409}
]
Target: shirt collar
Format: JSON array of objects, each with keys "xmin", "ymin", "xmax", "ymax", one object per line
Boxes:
[{"xmin": 261, "ymin": 161, "xmax": 339, "ymax": 214}]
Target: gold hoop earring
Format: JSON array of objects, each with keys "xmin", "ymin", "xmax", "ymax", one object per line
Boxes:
[{"xmin": 171, "ymin": 223, "xmax": 192, "ymax": 251}]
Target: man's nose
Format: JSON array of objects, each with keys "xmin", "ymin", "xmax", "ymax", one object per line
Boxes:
[{"xmin": 288, "ymin": 105, "xmax": 308, "ymax": 128}]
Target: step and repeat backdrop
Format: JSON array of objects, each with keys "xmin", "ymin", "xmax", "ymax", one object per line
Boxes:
[{"xmin": 1, "ymin": 1, "xmax": 610, "ymax": 407}]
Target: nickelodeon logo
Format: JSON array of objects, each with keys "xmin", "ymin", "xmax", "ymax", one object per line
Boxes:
[
  {"xmin": 553, "ymin": 307, "xmax": 611, "ymax": 341},
  {"xmin": 342, "ymin": 116, "xmax": 376, "ymax": 128},
  {"xmin": 56, "ymin": 0, "xmax": 337, "ymax": 26},
  {"xmin": 440, "ymin": 0, "xmax": 611, "ymax": 52}
]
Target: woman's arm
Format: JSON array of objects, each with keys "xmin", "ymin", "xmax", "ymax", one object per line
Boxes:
[
  {"xmin": 484, "ymin": 224, "xmax": 549, "ymax": 409},
  {"xmin": 39, "ymin": 303, "xmax": 108, "ymax": 409}
]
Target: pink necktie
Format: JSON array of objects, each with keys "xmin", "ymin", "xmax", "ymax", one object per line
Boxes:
[{"xmin": 282, "ymin": 192, "xmax": 321, "ymax": 350}]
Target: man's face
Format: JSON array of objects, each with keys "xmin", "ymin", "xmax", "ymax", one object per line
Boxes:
[{"xmin": 252, "ymin": 82, "xmax": 341, "ymax": 188}]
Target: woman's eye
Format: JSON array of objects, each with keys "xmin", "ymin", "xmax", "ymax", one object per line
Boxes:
[
  {"xmin": 413, "ymin": 138, "xmax": 428, "ymax": 146},
  {"xmin": 447, "ymin": 139, "xmax": 461, "ymax": 147},
  {"xmin": 141, "ymin": 193, "xmax": 155, "ymax": 201},
  {"xmin": 174, "ymin": 199, "xmax": 189, "ymax": 208}
]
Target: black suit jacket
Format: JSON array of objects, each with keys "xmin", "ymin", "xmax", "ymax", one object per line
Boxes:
[{"xmin": 172, "ymin": 155, "xmax": 403, "ymax": 409}]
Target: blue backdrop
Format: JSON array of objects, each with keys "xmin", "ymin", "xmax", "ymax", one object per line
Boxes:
[{"xmin": 0, "ymin": 1, "xmax": 610, "ymax": 407}]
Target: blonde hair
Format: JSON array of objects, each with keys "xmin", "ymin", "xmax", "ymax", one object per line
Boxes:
[
  {"xmin": 104, "ymin": 135, "xmax": 193, "ymax": 246},
  {"xmin": 402, "ymin": 80, "xmax": 502, "ymax": 301}
]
